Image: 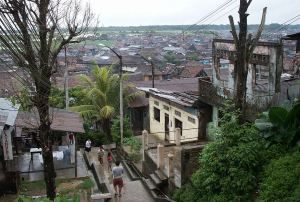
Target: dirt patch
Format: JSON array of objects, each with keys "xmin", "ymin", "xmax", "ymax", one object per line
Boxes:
[{"xmin": 57, "ymin": 180, "xmax": 84, "ymax": 191}]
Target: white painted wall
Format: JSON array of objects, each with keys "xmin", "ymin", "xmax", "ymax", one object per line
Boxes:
[
  {"xmin": 149, "ymin": 95, "xmax": 199, "ymax": 143},
  {"xmin": 205, "ymin": 106, "xmax": 219, "ymax": 141}
]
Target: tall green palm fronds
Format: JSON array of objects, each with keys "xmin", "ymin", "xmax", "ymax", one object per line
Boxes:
[{"xmin": 71, "ymin": 64, "xmax": 143, "ymax": 141}]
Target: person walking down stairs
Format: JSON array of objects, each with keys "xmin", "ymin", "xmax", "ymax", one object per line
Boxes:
[
  {"xmin": 111, "ymin": 161, "xmax": 124, "ymax": 197},
  {"xmin": 107, "ymin": 152, "xmax": 113, "ymax": 171},
  {"xmin": 98, "ymin": 146, "xmax": 105, "ymax": 165}
]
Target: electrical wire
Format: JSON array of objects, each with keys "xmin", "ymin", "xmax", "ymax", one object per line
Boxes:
[
  {"xmin": 261, "ymin": 14, "xmax": 300, "ymax": 39},
  {"xmin": 184, "ymin": 0, "xmax": 236, "ymax": 33}
]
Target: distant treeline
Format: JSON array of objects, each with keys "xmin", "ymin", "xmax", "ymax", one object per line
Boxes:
[{"xmin": 96, "ymin": 24, "xmax": 300, "ymax": 33}]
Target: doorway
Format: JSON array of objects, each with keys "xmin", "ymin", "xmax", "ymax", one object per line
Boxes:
[
  {"xmin": 165, "ymin": 114, "xmax": 169, "ymax": 141},
  {"xmin": 175, "ymin": 118, "xmax": 182, "ymax": 136}
]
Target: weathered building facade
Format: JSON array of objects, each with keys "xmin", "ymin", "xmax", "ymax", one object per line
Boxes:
[
  {"xmin": 198, "ymin": 39, "xmax": 284, "ymax": 140},
  {"xmin": 144, "ymin": 89, "xmax": 200, "ymax": 143}
]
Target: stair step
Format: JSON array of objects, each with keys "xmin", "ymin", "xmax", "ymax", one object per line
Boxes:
[
  {"xmin": 145, "ymin": 178, "xmax": 156, "ymax": 190},
  {"xmin": 155, "ymin": 169, "xmax": 167, "ymax": 181},
  {"xmin": 151, "ymin": 190, "xmax": 158, "ymax": 198},
  {"xmin": 150, "ymin": 173, "xmax": 162, "ymax": 185}
]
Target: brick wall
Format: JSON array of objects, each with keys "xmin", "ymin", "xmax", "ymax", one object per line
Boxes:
[{"xmin": 181, "ymin": 145, "xmax": 205, "ymax": 186}]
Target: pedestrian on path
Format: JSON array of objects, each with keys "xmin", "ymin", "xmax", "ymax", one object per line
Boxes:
[
  {"xmin": 68, "ymin": 133, "xmax": 74, "ymax": 145},
  {"xmin": 111, "ymin": 160, "xmax": 124, "ymax": 197},
  {"xmin": 98, "ymin": 146, "xmax": 105, "ymax": 165},
  {"xmin": 85, "ymin": 138, "xmax": 91, "ymax": 152},
  {"xmin": 107, "ymin": 152, "xmax": 113, "ymax": 171}
]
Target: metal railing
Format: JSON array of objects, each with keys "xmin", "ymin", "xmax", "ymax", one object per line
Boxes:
[{"xmin": 198, "ymin": 79, "xmax": 273, "ymax": 112}]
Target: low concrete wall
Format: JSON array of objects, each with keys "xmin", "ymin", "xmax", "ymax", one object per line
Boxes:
[
  {"xmin": 102, "ymin": 142, "xmax": 116, "ymax": 150},
  {"xmin": 143, "ymin": 151, "xmax": 158, "ymax": 176},
  {"xmin": 82, "ymin": 150, "xmax": 109, "ymax": 194},
  {"xmin": 181, "ymin": 145, "xmax": 205, "ymax": 186}
]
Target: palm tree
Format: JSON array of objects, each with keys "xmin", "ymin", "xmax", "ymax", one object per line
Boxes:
[{"xmin": 71, "ymin": 64, "xmax": 143, "ymax": 141}]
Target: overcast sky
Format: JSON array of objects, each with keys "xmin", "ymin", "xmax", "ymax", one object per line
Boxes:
[{"xmin": 89, "ymin": 0, "xmax": 299, "ymax": 27}]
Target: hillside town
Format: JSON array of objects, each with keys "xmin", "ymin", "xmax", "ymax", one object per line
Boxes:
[{"xmin": 0, "ymin": 0, "xmax": 300, "ymax": 202}]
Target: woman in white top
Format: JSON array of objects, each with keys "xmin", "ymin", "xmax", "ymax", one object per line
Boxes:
[{"xmin": 85, "ymin": 138, "xmax": 91, "ymax": 152}]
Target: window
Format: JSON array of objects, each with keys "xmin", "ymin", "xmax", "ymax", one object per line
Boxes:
[
  {"xmin": 164, "ymin": 105, "xmax": 169, "ymax": 111},
  {"xmin": 154, "ymin": 100, "xmax": 159, "ymax": 106},
  {"xmin": 188, "ymin": 116, "xmax": 196, "ymax": 124},
  {"xmin": 154, "ymin": 107, "xmax": 160, "ymax": 122},
  {"xmin": 175, "ymin": 110, "xmax": 181, "ymax": 117}
]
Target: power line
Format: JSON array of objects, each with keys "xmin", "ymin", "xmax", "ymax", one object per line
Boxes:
[
  {"xmin": 261, "ymin": 14, "xmax": 300, "ymax": 39},
  {"xmin": 183, "ymin": 0, "xmax": 237, "ymax": 33}
]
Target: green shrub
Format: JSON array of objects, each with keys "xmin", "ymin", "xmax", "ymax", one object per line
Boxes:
[
  {"xmin": 13, "ymin": 194, "xmax": 80, "ymax": 202},
  {"xmin": 256, "ymin": 151, "xmax": 300, "ymax": 202},
  {"xmin": 76, "ymin": 179, "xmax": 94, "ymax": 189},
  {"xmin": 123, "ymin": 137, "xmax": 142, "ymax": 162},
  {"xmin": 111, "ymin": 115, "xmax": 133, "ymax": 145},
  {"xmin": 76, "ymin": 123, "xmax": 109, "ymax": 147},
  {"xmin": 173, "ymin": 103, "xmax": 267, "ymax": 202}
]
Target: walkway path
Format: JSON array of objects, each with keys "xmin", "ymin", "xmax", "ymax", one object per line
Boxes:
[{"xmin": 87, "ymin": 147, "xmax": 154, "ymax": 202}]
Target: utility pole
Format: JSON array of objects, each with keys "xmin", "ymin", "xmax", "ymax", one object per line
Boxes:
[
  {"xmin": 64, "ymin": 46, "xmax": 69, "ymax": 110},
  {"xmin": 150, "ymin": 59, "xmax": 154, "ymax": 88},
  {"xmin": 119, "ymin": 56, "xmax": 123, "ymax": 145}
]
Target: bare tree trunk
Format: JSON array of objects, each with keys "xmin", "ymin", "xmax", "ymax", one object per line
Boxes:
[
  {"xmin": 235, "ymin": 1, "xmax": 248, "ymax": 124},
  {"xmin": 229, "ymin": 0, "xmax": 267, "ymax": 124},
  {"xmin": 103, "ymin": 118, "xmax": 112, "ymax": 142},
  {"xmin": 0, "ymin": 1, "xmax": 98, "ymax": 200}
]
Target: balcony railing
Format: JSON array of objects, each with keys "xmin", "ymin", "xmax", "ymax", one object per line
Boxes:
[{"xmin": 199, "ymin": 78, "xmax": 273, "ymax": 113}]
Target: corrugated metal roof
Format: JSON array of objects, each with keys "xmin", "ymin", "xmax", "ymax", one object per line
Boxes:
[
  {"xmin": 133, "ymin": 77, "xmax": 199, "ymax": 93},
  {"xmin": 141, "ymin": 89, "xmax": 198, "ymax": 108},
  {"xmin": 125, "ymin": 78, "xmax": 200, "ymax": 108},
  {"xmin": 0, "ymin": 112, "xmax": 8, "ymax": 130},
  {"xmin": 14, "ymin": 108, "xmax": 85, "ymax": 133},
  {"xmin": 0, "ymin": 98, "xmax": 20, "ymax": 126}
]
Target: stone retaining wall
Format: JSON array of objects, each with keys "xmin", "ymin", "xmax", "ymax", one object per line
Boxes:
[{"xmin": 181, "ymin": 145, "xmax": 205, "ymax": 186}]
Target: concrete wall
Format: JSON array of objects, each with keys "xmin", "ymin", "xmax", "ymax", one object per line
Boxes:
[
  {"xmin": 181, "ymin": 145, "xmax": 205, "ymax": 186},
  {"xmin": 143, "ymin": 151, "xmax": 158, "ymax": 176},
  {"xmin": 149, "ymin": 95, "xmax": 199, "ymax": 142},
  {"xmin": 212, "ymin": 39, "xmax": 283, "ymax": 95},
  {"xmin": 271, "ymin": 85, "xmax": 300, "ymax": 107}
]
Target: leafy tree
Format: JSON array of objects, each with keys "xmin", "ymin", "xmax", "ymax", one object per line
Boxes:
[
  {"xmin": 49, "ymin": 85, "xmax": 66, "ymax": 109},
  {"xmin": 188, "ymin": 53, "xmax": 200, "ymax": 61},
  {"xmin": 87, "ymin": 60, "xmax": 97, "ymax": 69},
  {"xmin": 173, "ymin": 103, "xmax": 267, "ymax": 202},
  {"xmin": 256, "ymin": 151, "xmax": 300, "ymax": 202},
  {"xmin": 163, "ymin": 51, "xmax": 181, "ymax": 66},
  {"xmin": 76, "ymin": 123, "xmax": 109, "ymax": 147},
  {"xmin": 174, "ymin": 59, "xmax": 182, "ymax": 66},
  {"xmin": 163, "ymin": 53, "xmax": 175, "ymax": 62},
  {"xmin": 49, "ymin": 85, "xmax": 88, "ymax": 109},
  {"xmin": 69, "ymin": 86, "xmax": 89, "ymax": 107},
  {"xmin": 71, "ymin": 65, "xmax": 142, "ymax": 141},
  {"xmin": 111, "ymin": 115, "xmax": 133, "ymax": 144},
  {"xmin": 0, "ymin": 0, "xmax": 98, "ymax": 199},
  {"xmin": 99, "ymin": 33, "xmax": 108, "ymax": 40}
]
